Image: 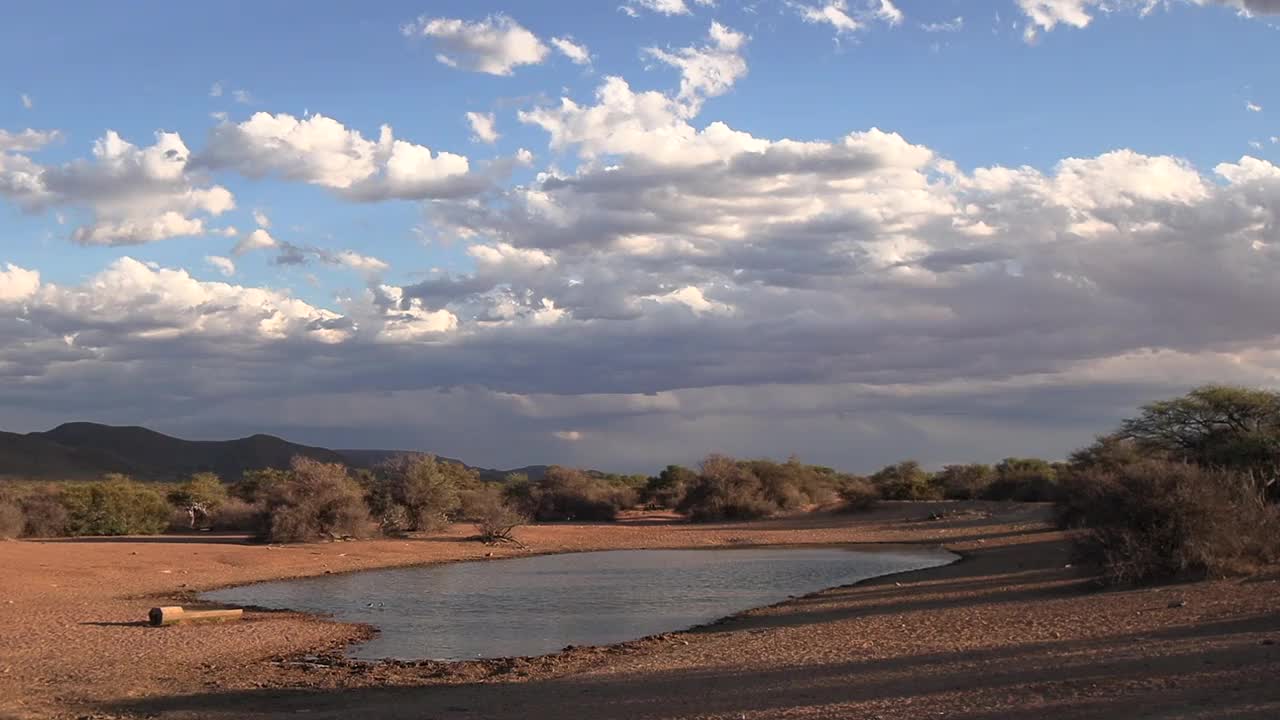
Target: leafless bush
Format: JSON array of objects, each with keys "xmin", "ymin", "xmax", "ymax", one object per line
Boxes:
[{"xmin": 1060, "ymin": 460, "xmax": 1280, "ymax": 585}]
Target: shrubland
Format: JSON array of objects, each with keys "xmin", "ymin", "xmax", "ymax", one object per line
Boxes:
[{"xmin": 2, "ymin": 383, "xmax": 1279, "ymax": 591}]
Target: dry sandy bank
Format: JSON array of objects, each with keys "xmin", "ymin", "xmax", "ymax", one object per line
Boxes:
[{"xmin": 0, "ymin": 502, "xmax": 1276, "ymax": 719}]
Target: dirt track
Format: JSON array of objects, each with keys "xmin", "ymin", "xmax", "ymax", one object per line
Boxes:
[{"xmin": 1, "ymin": 502, "xmax": 1278, "ymax": 719}]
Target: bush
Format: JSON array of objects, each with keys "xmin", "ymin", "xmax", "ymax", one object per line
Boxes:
[
  {"xmin": 208, "ymin": 497, "xmax": 259, "ymax": 532},
  {"xmin": 376, "ymin": 455, "xmax": 474, "ymax": 532},
  {"xmin": 870, "ymin": 461, "xmax": 942, "ymax": 501},
  {"xmin": 643, "ymin": 465, "xmax": 696, "ymax": 509},
  {"xmin": 837, "ymin": 477, "xmax": 879, "ymax": 512},
  {"xmin": 61, "ymin": 475, "xmax": 172, "ymax": 536},
  {"xmin": 233, "ymin": 468, "xmax": 292, "ymax": 503},
  {"xmin": 259, "ymin": 457, "xmax": 373, "ymax": 543},
  {"xmin": 677, "ymin": 455, "xmax": 845, "ymax": 522},
  {"xmin": 523, "ymin": 466, "xmax": 634, "ymax": 521},
  {"xmin": 984, "ymin": 458, "xmax": 1060, "ymax": 502},
  {"xmin": 18, "ymin": 486, "xmax": 67, "ymax": 537},
  {"xmin": 678, "ymin": 455, "xmax": 778, "ymax": 521},
  {"xmin": 1059, "ymin": 460, "xmax": 1280, "ymax": 585},
  {"xmin": 0, "ymin": 501, "xmax": 22, "ymax": 538},
  {"xmin": 937, "ymin": 464, "xmax": 994, "ymax": 500},
  {"xmin": 168, "ymin": 472, "xmax": 230, "ymax": 529},
  {"xmin": 467, "ymin": 485, "xmax": 528, "ymax": 543}
]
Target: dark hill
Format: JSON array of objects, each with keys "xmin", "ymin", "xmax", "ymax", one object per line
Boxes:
[
  {"xmin": 1, "ymin": 422, "xmax": 344, "ymax": 481},
  {"xmin": 0, "ymin": 422, "xmax": 556, "ymax": 483}
]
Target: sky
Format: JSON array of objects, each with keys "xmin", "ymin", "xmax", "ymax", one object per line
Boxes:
[{"xmin": 2, "ymin": 0, "xmax": 1279, "ymax": 474}]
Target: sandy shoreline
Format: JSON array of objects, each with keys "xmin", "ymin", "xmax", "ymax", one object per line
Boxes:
[{"xmin": 2, "ymin": 501, "xmax": 1278, "ymax": 719}]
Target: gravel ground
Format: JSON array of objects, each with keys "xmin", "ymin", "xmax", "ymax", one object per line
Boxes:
[{"xmin": 1, "ymin": 502, "xmax": 1277, "ymax": 719}]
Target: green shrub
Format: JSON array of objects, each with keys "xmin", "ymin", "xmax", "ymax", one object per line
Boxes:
[
  {"xmin": 232, "ymin": 468, "xmax": 292, "ymax": 503},
  {"xmin": 378, "ymin": 455, "xmax": 475, "ymax": 532},
  {"xmin": 984, "ymin": 458, "xmax": 1060, "ymax": 502},
  {"xmin": 936, "ymin": 463, "xmax": 994, "ymax": 500},
  {"xmin": 1058, "ymin": 460, "xmax": 1280, "ymax": 585},
  {"xmin": 167, "ymin": 472, "xmax": 230, "ymax": 529},
  {"xmin": 61, "ymin": 476, "xmax": 171, "ymax": 536},
  {"xmin": 259, "ymin": 457, "xmax": 373, "ymax": 543},
  {"xmin": 837, "ymin": 477, "xmax": 879, "ymax": 512},
  {"xmin": 870, "ymin": 461, "xmax": 942, "ymax": 501},
  {"xmin": 643, "ymin": 465, "xmax": 696, "ymax": 509}
]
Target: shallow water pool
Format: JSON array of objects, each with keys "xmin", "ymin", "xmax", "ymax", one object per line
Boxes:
[{"xmin": 202, "ymin": 546, "xmax": 955, "ymax": 661}]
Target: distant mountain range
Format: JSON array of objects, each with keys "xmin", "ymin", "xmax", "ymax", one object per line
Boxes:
[{"xmin": 0, "ymin": 422, "xmax": 548, "ymax": 483}]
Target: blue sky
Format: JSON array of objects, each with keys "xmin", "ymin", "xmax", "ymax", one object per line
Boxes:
[{"xmin": 2, "ymin": 0, "xmax": 1279, "ymax": 472}]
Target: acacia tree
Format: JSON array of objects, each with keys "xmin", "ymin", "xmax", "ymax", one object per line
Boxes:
[{"xmin": 1120, "ymin": 385, "xmax": 1280, "ymax": 499}]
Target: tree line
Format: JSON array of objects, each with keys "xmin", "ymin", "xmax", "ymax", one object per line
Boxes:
[{"xmin": 2, "ymin": 384, "xmax": 1278, "ymax": 585}]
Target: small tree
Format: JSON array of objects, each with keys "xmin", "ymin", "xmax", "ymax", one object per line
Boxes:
[
  {"xmin": 644, "ymin": 465, "xmax": 696, "ymax": 509},
  {"xmin": 870, "ymin": 461, "xmax": 941, "ymax": 501},
  {"xmin": 260, "ymin": 457, "xmax": 372, "ymax": 543},
  {"xmin": 468, "ymin": 485, "xmax": 528, "ymax": 545},
  {"xmin": 378, "ymin": 455, "xmax": 473, "ymax": 532},
  {"xmin": 936, "ymin": 464, "xmax": 994, "ymax": 500},
  {"xmin": 530, "ymin": 466, "xmax": 633, "ymax": 521},
  {"xmin": 168, "ymin": 472, "xmax": 229, "ymax": 529},
  {"xmin": 678, "ymin": 455, "xmax": 775, "ymax": 521},
  {"xmin": 233, "ymin": 468, "xmax": 292, "ymax": 503},
  {"xmin": 986, "ymin": 458, "xmax": 1059, "ymax": 502}
]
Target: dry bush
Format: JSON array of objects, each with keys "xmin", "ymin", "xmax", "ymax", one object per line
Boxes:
[
  {"xmin": 208, "ymin": 497, "xmax": 260, "ymax": 532},
  {"xmin": 1060, "ymin": 460, "xmax": 1280, "ymax": 585},
  {"xmin": 525, "ymin": 466, "xmax": 634, "ymax": 521},
  {"xmin": 0, "ymin": 501, "xmax": 22, "ymax": 539},
  {"xmin": 18, "ymin": 486, "xmax": 67, "ymax": 537},
  {"xmin": 467, "ymin": 486, "xmax": 528, "ymax": 544},
  {"xmin": 259, "ymin": 457, "xmax": 373, "ymax": 543},
  {"xmin": 678, "ymin": 455, "xmax": 777, "ymax": 521},
  {"xmin": 837, "ymin": 477, "xmax": 880, "ymax": 512},
  {"xmin": 678, "ymin": 455, "xmax": 846, "ymax": 522}
]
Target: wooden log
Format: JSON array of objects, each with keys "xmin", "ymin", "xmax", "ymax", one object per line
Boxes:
[{"xmin": 148, "ymin": 606, "xmax": 243, "ymax": 626}]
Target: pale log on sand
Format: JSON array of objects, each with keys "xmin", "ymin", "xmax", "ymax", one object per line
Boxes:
[{"xmin": 148, "ymin": 606, "xmax": 243, "ymax": 626}]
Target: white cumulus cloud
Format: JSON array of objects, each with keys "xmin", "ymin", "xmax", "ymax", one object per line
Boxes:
[
  {"xmin": 466, "ymin": 111, "xmax": 500, "ymax": 144},
  {"xmin": 402, "ymin": 14, "xmax": 549, "ymax": 76}
]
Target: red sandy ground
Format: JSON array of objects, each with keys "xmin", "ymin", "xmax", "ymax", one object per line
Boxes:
[{"xmin": 0, "ymin": 502, "xmax": 1277, "ymax": 719}]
